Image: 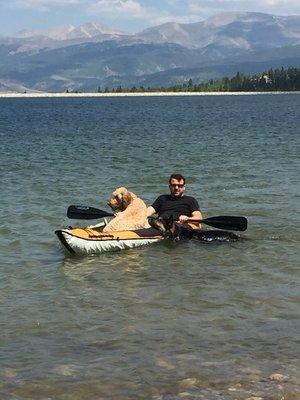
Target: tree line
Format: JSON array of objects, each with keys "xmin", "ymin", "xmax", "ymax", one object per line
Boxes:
[{"xmin": 66, "ymin": 66, "xmax": 300, "ymax": 93}]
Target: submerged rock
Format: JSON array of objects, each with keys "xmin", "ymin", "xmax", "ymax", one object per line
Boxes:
[
  {"xmin": 269, "ymin": 373, "xmax": 288, "ymax": 382},
  {"xmin": 54, "ymin": 364, "xmax": 75, "ymax": 376},
  {"xmin": 2, "ymin": 368, "xmax": 17, "ymax": 378},
  {"xmin": 245, "ymin": 397, "xmax": 263, "ymax": 400},
  {"xmin": 178, "ymin": 378, "xmax": 198, "ymax": 389}
]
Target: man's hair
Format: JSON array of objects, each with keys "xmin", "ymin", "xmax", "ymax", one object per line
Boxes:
[{"xmin": 169, "ymin": 173, "xmax": 186, "ymax": 185}]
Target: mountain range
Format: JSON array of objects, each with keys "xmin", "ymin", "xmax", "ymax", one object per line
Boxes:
[{"xmin": 0, "ymin": 12, "xmax": 299, "ymax": 92}]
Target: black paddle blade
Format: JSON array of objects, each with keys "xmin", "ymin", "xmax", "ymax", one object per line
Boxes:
[
  {"xmin": 67, "ymin": 205, "xmax": 114, "ymax": 220},
  {"xmin": 202, "ymin": 216, "xmax": 248, "ymax": 231}
]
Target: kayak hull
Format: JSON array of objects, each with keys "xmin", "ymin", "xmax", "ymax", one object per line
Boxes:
[
  {"xmin": 55, "ymin": 224, "xmax": 239, "ymax": 256},
  {"xmin": 55, "ymin": 226, "xmax": 163, "ymax": 255}
]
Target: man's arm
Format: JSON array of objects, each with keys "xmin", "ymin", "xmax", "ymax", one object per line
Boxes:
[
  {"xmin": 179, "ymin": 196, "xmax": 203, "ymax": 222},
  {"xmin": 191, "ymin": 210, "xmax": 203, "ymax": 220},
  {"xmin": 147, "ymin": 206, "xmax": 156, "ymax": 217},
  {"xmin": 178, "ymin": 210, "xmax": 202, "ymax": 222},
  {"xmin": 147, "ymin": 196, "xmax": 161, "ymax": 217}
]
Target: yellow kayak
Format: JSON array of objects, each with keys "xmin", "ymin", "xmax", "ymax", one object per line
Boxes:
[{"xmin": 55, "ymin": 226, "xmax": 163, "ymax": 255}]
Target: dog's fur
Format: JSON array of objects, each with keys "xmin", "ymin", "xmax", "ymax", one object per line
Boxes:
[{"xmin": 102, "ymin": 187, "xmax": 150, "ymax": 232}]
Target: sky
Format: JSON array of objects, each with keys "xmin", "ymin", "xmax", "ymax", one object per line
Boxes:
[{"xmin": 0, "ymin": 0, "xmax": 299, "ymax": 36}]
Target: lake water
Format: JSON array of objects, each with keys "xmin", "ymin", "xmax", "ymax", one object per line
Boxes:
[{"xmin": 0, "ymin": 94, "xmax": 299, "ymax": 399}]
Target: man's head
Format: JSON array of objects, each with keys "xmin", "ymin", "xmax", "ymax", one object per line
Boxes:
[{"xmin": 168, "ymin": 173, "xmax": 186, "ymax": 197}]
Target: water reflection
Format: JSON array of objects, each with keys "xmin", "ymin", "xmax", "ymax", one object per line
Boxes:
[{"xmin": 60, "ymin": 246, "xmax": 149, "ymax": 281}]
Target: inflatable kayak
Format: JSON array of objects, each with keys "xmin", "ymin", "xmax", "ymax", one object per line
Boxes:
[
  {"xmin": 55, "ymin": 222, "xmax": 239, "ymax": 255},
  {"xmin": 55, "ymin": 226, "xmax": 163, "ymax": 255}
]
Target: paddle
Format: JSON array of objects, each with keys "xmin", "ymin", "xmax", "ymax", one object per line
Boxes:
[
  {"xmin": 67, "ymin": 205, "xmax": 247, "ymax": 231},
  {"xmin": 67, "ymin": 205, "xmax": 114, "ymax": 220},
  {"xmin": 187, "ymin": 216, "xmax": 248, "ymax": 231}
]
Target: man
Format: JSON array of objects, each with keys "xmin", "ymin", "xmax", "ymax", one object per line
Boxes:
[{"xmin": 147, "ymin": 173, "xmax": 203, "ymax": 225}]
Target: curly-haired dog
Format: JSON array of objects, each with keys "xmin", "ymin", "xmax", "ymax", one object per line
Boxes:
[{"xmin": 102, "ymin": 187, "xmax": 150, "ymax": 232}]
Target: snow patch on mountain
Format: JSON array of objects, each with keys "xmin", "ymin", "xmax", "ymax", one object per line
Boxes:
[{"xmin": 14, "ymin": 22, "xmax": 125, "ymax": 40}]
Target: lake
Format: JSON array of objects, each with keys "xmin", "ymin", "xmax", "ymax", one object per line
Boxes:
[{"xmin": 0, "ymin": 94, "xmax": 299, "ymax": 399}]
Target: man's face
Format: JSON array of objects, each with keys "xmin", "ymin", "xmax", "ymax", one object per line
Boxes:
[{"xmin": 169, "ymin": 178, "xmax": 185, "ymax": 197}]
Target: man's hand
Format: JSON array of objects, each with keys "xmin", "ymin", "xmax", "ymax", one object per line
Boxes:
[
  {"xmin": 179, "ymin": 211, "xmax": 203, "ymax": 228},
  {"xmin": 178, "ymin": 215, "xmax": 189, "ymax": 222}
]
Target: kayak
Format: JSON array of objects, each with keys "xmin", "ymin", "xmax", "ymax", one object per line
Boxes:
[
  {"xmin": 55, "ymin": 222, "xmax": 239, "ymax": 255},
  {"xmin": 55, "ymin": 226, "xmax": 163, "ymax": 255}
]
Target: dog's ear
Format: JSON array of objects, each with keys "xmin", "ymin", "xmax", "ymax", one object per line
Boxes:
[
  {"xmin": 118, "ymin": 188, "xmax": 132, "ymax": 211},
  {"xmin": 148, "ymin": 217, "xmax": 167, "ymax": 235}
]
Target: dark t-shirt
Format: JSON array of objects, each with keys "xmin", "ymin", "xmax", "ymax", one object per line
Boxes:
[{"xmin": 151, "ymin": 194, "xmax": 200, "ymax": 220}]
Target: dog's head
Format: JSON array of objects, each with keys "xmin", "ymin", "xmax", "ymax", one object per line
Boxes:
[
  {"xmin": 107, "ymin": 187, "xmax": 134, "ymax": 212},
  {"xmin": 148, "ymin": 215, "xmax": 175, "ymax": 236}
]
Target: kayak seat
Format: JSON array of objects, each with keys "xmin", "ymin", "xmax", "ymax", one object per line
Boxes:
[{"xmin": 134, "ymin": 227, "xmax": 162, "ymax": 237}]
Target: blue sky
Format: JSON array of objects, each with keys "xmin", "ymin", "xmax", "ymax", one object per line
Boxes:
[{"xmin": 0, "ymin": 0, "xmax": 299, "ymax": 36}]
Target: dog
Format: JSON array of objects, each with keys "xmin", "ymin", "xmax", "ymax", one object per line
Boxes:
[
  {"xmin": 148, "ymin": 216, "xmax": 174, "ymax": 236},
  {"xmin": 102, "ymin": 187, "xmax": 150, "ymax": 232},
  {"xmin": 148, "ymin": 216, "xmax": 194, "ymax": 239}
]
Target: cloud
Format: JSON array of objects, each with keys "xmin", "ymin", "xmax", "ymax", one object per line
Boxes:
[
  {"xmin": 88, "ymin": 0, "xmax": 205, "ymax": 26},
  {"xmin": 264, "ymin": 0, "xmax": 300, "ymax": 5},
  {"xmin": 88, "ymin": 0, "xmax": 144, "ymax": 17},
  {"xmin": 187, "ymin": 0, "xmax": 300, "ymax": 16},
  {"xmin": 3, "ymin": 0, "xmax": 299, "ymax": 27},
  {"xmin": 152, "ymin": 14, "xmax": 203, "ymax": 25},
  {"xmin": 87, "ymin": 0, "xmax": 186, "ymax": 30},
  {"xmin": 8, "ymin": 0, "xmax": 79, "ymax": 11},
  {"xmin": 7, "ymin": 0, "xmax": 159, "ymax": 20}
]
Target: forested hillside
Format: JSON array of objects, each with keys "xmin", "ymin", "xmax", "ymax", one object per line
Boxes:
[{"xmin": 96, "ymin": 67, "xmax": 300, "ymax": 93}]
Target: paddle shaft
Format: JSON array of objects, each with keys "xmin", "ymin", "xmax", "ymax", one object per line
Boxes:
[
  {"xmin": 67, "ymin": 205, "xmax": 114, "ymax": 220},
  {"xmin": 187, "ymin": 216, "xmax": 248, "ymax": 231},
  {"xmin": 67, "ymin": 205, "xmax": 247, "ymax": 231}
]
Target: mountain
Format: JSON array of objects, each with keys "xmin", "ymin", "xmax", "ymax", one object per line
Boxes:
[
  {"xmin": 14, "ymin": 22, "xmax": 125, "ymax": 40},
  {"xmin": 0, "ymin": 12, "xmax": 299, "ymax": 92},
  {"xmin": 135, "ymin": 12, "xmax": 300, "ymax": 51},
  {"xmin": 1, "ymin": 22, "xmax": 128, "ymax": 54}
]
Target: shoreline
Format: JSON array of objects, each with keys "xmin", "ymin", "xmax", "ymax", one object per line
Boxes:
[{"xmin": 0, "ymin": 91, "xmax": 300, "ymax": 98}]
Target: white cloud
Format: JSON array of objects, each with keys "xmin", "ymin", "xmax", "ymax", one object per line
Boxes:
[
  {"xmin": 187, "ymin": 0, "xmax": 300, "ymax": 16},
  {"xmin": 264, "ymin": 0, "xmax": 300, "ymax": 5},
  {"xmin": 262, "ymin": 0, "xmax": 300, "ymax": 7},
  {"xmin": 88, "ymin": 0, "xmax": 148, "ymax": 19},
  {"xmin": 87, "ymin": 0, "xmax": 182, "ymax": 29},
  {"xmin": 18, "ymin": 0, "xmax": 154, "ymax": 21},
  {"xmin": 8, "ymin": 0, "xmax": 79, "ymax": 11},
  {"xmin": 2, "ymin": 0, "xmax": 299, "ymax": 29},
  {"xmin": 5, "ymin": 0, "xmax": 300, "ymax": 15},
  {"xmin": 88, "ymin": 0, "xmax": 204, "ymax": 26}
]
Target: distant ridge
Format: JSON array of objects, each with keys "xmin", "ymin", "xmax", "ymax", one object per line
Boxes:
[{"xmin": 134, "ymin": 12, "xmax": 300, "ymax": 49}]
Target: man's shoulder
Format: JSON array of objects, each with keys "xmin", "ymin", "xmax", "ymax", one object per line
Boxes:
[
  {"xmin": 182, "ymin": 195, "xmax": 200, "ymax": 208},
  {"xmin": 156, "ymin": 195, "xmax": 196, "ymax": 202},
  {"xmin": 155, "ymin": 194, "xmax": 172, "ymax": 201},
  {"xmin": 182, "ymin": 195, "xmax": 197, "ymax": 201},
  {"xmin": 152, "ymin": 194, "xmax": 170, "ymax": 207}
]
